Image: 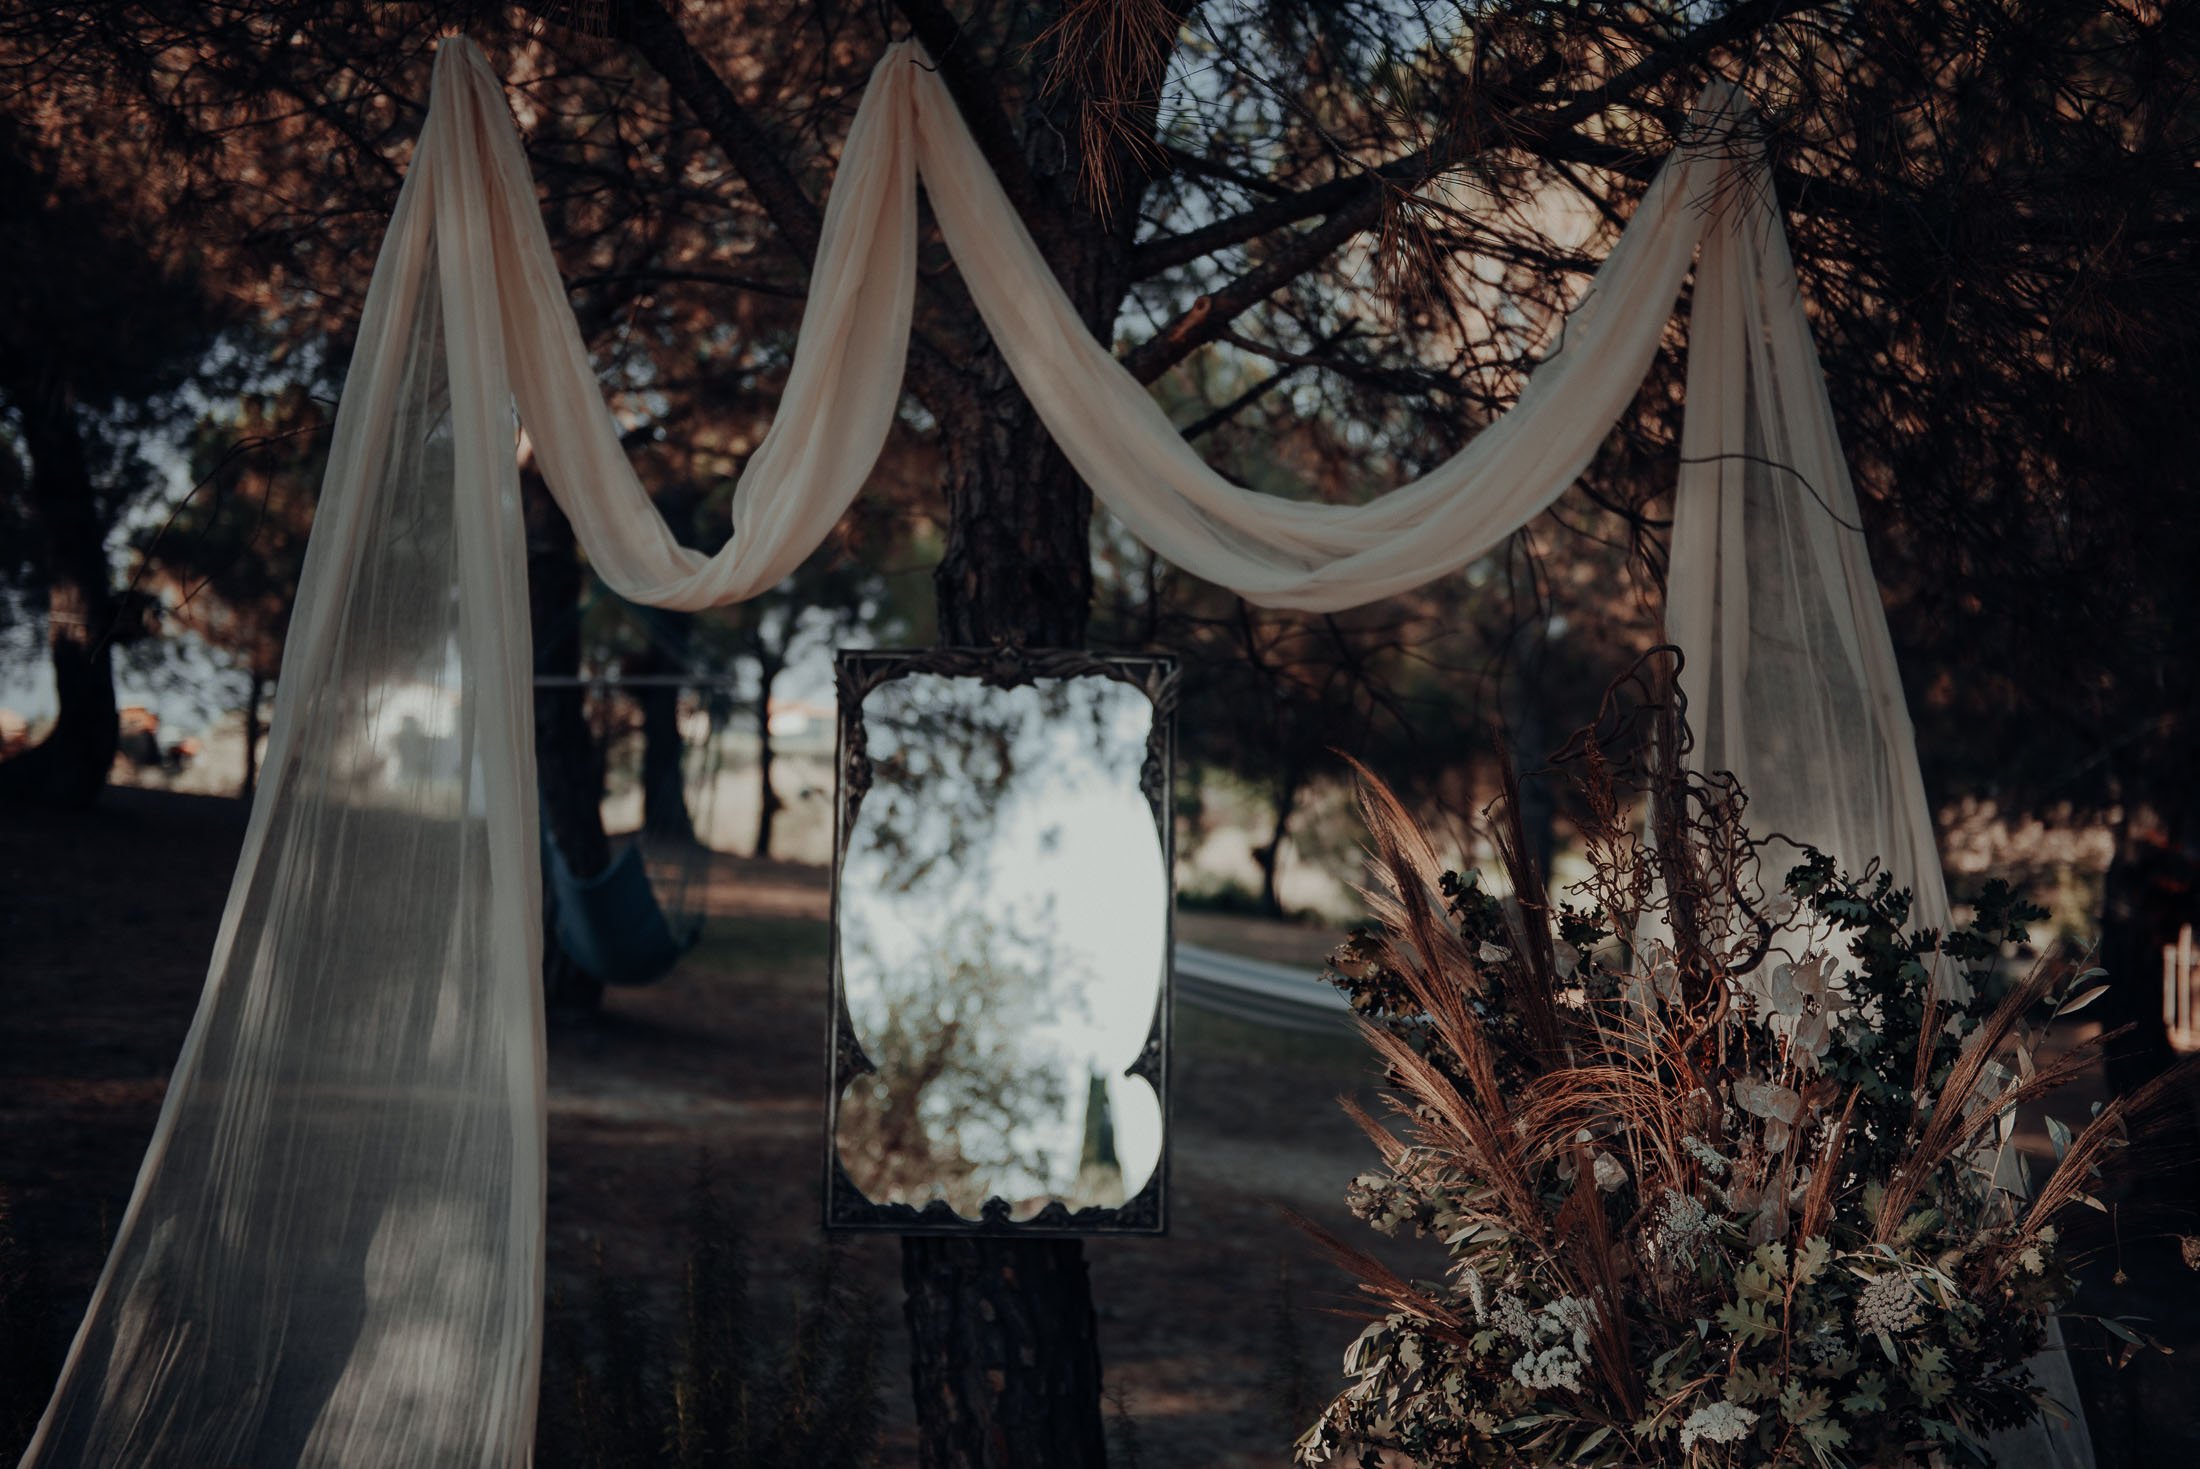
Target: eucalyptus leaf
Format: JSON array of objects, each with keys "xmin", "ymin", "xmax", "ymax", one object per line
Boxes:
[{"xmin": 2055, "ymin": 983, "xmax": 2111, "ymax": 1018}]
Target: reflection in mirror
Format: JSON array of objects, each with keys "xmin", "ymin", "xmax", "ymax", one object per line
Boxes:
[{"xmin": 831, "ymin": 664, "xmax": 1169, "ymax": 1227}]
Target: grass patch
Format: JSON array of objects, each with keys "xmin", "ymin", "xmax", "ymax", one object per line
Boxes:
[{"xmin": 689, "ymin": 916, "xmax": 833, "ymax": 971}]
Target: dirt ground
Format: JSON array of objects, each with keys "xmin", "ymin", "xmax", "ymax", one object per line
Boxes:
[
  {"xmin": 2, "ymin": 788, "xmax": 1404, "ymax": 1467},
  {"xmin": 7, "ymin": 787, "xmax": 2197, "ymax": 1467}
]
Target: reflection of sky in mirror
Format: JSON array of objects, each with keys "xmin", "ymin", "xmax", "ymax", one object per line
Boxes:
[{"xmin": 838, "ymin": 675, "xmax": 1166, "ymax": 1220}]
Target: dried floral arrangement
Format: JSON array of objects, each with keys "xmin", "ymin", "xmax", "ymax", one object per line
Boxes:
[{"xmin": 1300, "ymin": 669, "xmax": 2190, "ymax": 1468}]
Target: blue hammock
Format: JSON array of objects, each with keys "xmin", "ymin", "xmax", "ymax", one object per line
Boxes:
[{"xmin": 541, "ymin": 826, "xmax": 702, "ymax": 987}]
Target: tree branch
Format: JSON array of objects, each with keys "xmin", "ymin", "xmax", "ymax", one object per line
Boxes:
[
  {"xmin": 890, "ymin": 0, "xmax": 1045, "ymax": 217},
  {"xmin": 1133, "ymin": 164, "xmax": 1404, "ymax": 277},
  {"xmin": 1121, "ymin": 0, "xmax": 1836, "ymax": 380},
  {"xmin": 566, "ymin": 267, "xmax": 802, "ymax": 299},
  {"xmin": 610, "ymin": 0, "xmax": 822, "ymax": 263}
]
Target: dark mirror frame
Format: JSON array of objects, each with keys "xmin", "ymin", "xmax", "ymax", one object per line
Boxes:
[{"xmin": 822, "ymin": 645, "xmax": 1179, "ymax": 1237}]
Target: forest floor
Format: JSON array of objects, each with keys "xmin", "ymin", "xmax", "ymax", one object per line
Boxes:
[
  {"xmin": 2, "ymin": 786, "xmax": 1395, "ymax": 1467},
  {"xmin": 4, "ymin": 786, "xmax": 2196, "ymax": 1467}
]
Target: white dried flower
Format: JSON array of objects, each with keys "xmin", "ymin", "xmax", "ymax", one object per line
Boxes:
[
  {"xmin": 1682, "ymin": 1135, "xmax": 1730, "ymax": 1176},
  {"xmin": 1546, "ymin": 1294, "xmax": 1598, "ymax": 1359},
  {"xmin": 1462, "ymin": 1266, "xmax": 1488, "ymax": 1322},
  {"xmin": 1510, "ymin": 1344, "xmax": 1584, "ymax": 1393},
  {"xmin": 1478, "ymin": 941, "xmax": 1513, "ymax": 965},
  {"xmin": 1491, "ymin": 1291, "xmax": 1537, "ymax": 1345},
  {"xmin": 1853, "ymin": 1272, "xmax": 1925, "ymax": 1336},
  {"xmin": 1593, "ymin": 1151, "xmax": 1627, "ymax": 1193},
  {"xmin": 1679, "ymin": 1400, "xmax": 1758, "ymax": 1451},
  {"xmin": 1648, "ymin": 1190, "xmax": 1712, "ymax": 1273}
]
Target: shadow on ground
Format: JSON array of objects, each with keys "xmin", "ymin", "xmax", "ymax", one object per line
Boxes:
[{"xmin": 3, "ymin": 787, "xmax": 1412, "ymax": 1467}]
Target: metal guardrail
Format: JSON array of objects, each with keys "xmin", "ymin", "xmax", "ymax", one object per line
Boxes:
[{"xmin": 1174, "ymin": 941, "xmax": 1355, "ymax": 1034}]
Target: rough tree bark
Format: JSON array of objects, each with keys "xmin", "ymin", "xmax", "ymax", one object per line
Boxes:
[
  {"xmin": 0, "ymin": 371, "xmax": 122, "ymax": 808},
  {"xmin": 900, "ymin": 1235, "xmax": 1108, "ymax": 1469},
  {"xmin": 931, "ymin": 344, "xmax": 1094, "ymax": 650}
]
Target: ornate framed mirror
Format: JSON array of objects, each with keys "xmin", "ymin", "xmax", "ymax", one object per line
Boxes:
[{"xmin": 823, "ymin": 647, "xmax": 1177, "ymax": 1235}]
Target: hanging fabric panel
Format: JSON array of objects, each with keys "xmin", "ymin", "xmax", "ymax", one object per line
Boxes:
[
  {"xmin": 1667, "ymin": 163, "xmax": 1952, "ymax": 937},
  {"xmin": 24, "ymin": 34, "xmax": 2085, "ymax": 1469},
  {"xmin": 21, "ymin": 54, "xmax": 544, "ymax": 1469}
]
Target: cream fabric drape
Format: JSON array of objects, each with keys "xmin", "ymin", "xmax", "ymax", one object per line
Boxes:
[
  {"xmin": 1667, "ymin": 162, "xmax": 1951, "ymax": 940},
  {"xmin": 22, "ymin": 35, "xmax": 2086, "ymax": 1469},
  {"xmin": 22, "ymin": 63, "xmax": 544, "ymax": 1467},
  {"xmin": 485, "ymin": 43, "xmax": 1738, "ymax": 614}
]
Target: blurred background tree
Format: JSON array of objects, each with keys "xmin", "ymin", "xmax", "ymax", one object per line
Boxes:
[
  {"xmin": 133, "ymin": 387, "xmax": 328, "ymax": 797},
  {"xmin": 0, "ymin": 117, "xmax": 233, "ymax": 802}
]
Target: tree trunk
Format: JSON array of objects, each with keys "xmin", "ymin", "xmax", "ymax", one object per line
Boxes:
[
  {"xmin": 906, "ymin": 375, "xmax": 1109, "ymax": 1450},
  {"xmin": 932, "ymin": 352, "xmax": 1094, "ymax": 650},
  {"xmin": 752, "ymin": 649, "xmax": 784, "ymax": 859},
  {"xmin": 896, "ymin": 17, "xmax": 1179, "ymax": 1462},
  {"xmin": 2095, "ymin": 791, "xmax": 2198, "ymax": 1212},
  {"xmin": 0, "ymin": 372, "xmax": 120, "ymax": 808},
  {"xmin": 527, "ymin": 471, "xmax": 611, "ymax": 1015},
  {"xmin": 636, "ymin": 609, "xmax": 697, "ymax": 845},
  {"xmin": 1504, "ymin": 624, "xmax": 1558, "ymax": 883},
  {"xmin": 1254, "ymin": 758, "xmax": 1303, "ymax": 920},
  {"xmin": 240, "ymin": 669, "xmax": 265, "ymax": 799},
  {"xmin": 901, "ymin": 1237, "xmax": 1108, "ymax": 1469},
  {"xmin": 907, "ymin": 280, "xmax": 1110, "ymax": 1469}
]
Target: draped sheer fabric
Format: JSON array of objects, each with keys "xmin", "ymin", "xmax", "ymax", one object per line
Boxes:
[
  {"xmin": 1668, "ymin": 166, "xmax": 1950, "ymax": 940},
  {"xmin": 23, "ymin": 79, "xmax": 544, "ymax": 1466},
  {"xmin": 22, "ymin": 35, "xmax": 2085, "ymax": 1469}
]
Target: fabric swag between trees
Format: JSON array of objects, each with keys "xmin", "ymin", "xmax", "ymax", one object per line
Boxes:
[{"xmin": 21, "ymin": 34, "xmax": 2089, "ymax": 1469}]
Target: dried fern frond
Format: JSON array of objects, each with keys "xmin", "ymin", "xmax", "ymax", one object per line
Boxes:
[
  {"xmin": 2009, "ymin": 1055, "xmax": 2200, "ymax": 1268},
  {"xmin": 1029, "ymin": 0, "xmax": 1179, "ymax": 221}
]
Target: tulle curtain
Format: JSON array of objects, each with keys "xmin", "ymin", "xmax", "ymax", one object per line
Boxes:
[
  {"xmin": 1667, "ymin": 163, "xmax": 1951, "ymax": 938},
  {"xmin": 22, "ymin": 73, "xmax": 543, "ymax": 1467},
  {"xmin": 22, "ymin": 35, "xmax": 2078, "ymax": 1469}
]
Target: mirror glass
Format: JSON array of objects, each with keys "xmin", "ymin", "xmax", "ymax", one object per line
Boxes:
[{"xmin": 833, "ymin": 671, "xmax": 1167, "ymax": 1222}]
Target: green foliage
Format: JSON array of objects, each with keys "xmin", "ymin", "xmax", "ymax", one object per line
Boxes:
[
  {"xmin": 1786, "ymin": 855, "xmax": 2052, "ymax": 1178},
  {"xmin": 538, "ymin": 1163, "xmax": 882, "ymax": 1469}
]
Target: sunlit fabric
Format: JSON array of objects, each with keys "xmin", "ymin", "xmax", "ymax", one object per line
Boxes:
[{"xmin": 22, "ymin": 35, "xmax": 2084, "ymax": 1469}]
